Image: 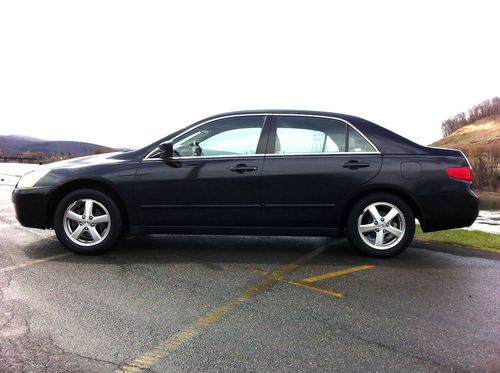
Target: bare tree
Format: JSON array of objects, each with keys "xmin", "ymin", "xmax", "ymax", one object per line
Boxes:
[{"xmin": 441, "ymin": 97, "xmax": 500, "ymax": 137}]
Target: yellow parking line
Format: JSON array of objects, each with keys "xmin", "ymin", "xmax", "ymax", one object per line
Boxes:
[
  {"xmin": 0, "ymin": 253, "xmax": 72, "ymax": 273},
  {"xmin": 255, "ymin": 270, "xmax": 345, "ymax": 297},
  {"xmin": 286, "ymin": 279, "xmax": 345, "ymax": 297},
  {"xmin": 254, "ymin": 269, "xmax": 286, "ymax": 281},
  {"xmin": 256, "ymin": 265, "xmax": 376, "ymax": 298},
  {"xmin": 115, "ymin": 246, "xmax": 326, "ymax": 373},
  {"xmin": 301, "ymin": 265, "xmax": 374, "ymax": 283}
]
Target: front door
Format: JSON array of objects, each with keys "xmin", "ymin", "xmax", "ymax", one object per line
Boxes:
[{"xmin": 134, "ymin": 115, "xmax": 268, "ymax": 228}]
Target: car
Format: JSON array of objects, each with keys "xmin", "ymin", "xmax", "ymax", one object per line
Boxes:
[{"xmin": 12, "ymin": 110, "xmax": 479, "ymax": 257}]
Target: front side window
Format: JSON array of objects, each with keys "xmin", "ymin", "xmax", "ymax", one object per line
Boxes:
[
  {"xmin": 273, "ymin": 116, "xmax": 346, "ymax": 154},
  {"xmin": 172, "ymin": 116, "xmax": 265, "ymax": 157}
]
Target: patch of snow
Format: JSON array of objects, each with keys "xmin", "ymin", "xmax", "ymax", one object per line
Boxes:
[{"xmin": 466, "ymin": 210, "xmax": 500, "ymax": 234}]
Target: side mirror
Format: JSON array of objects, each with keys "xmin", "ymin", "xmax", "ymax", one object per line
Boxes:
[{"xmin": 158, "ymin": 141, "xmax": 174, "ymax": 158}]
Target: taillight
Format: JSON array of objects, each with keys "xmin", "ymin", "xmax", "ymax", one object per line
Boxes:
[{"xmin": 446, "ymin": 167, "xmax": 473, "ymax": 182}]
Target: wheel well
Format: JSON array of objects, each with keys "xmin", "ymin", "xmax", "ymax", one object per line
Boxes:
[
  {"xmin": 339, "ymin": 188, "xmax": 423, "ymax": 234},
  {"xmin": 47, "ymin": 179, "xmax": 130, "ymax": 231}
]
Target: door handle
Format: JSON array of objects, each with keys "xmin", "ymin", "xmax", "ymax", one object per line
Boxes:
[
  {"xmin": 230, "ymin": 164, "xmax": 258, "ymax": 173},
  {"xmin": 342, "ymin": 160, "xmax": 370, "ymax": 169}
]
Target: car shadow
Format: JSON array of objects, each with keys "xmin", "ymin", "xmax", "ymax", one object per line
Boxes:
[{"xmin": 21, "ymin": 234, "xmax": 473, "ymax": 269}]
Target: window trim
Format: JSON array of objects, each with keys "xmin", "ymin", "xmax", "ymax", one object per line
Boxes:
[
  {"xmin": 143, "ymin": 113, "xmax": 380, "ymax": 161},
  {"xmin": 143, "ymin": 114, "xmax": 269, "ymax": 160},
  {"xmin": 265, "ymin": 114, "xmax": 380, "ymax": 156}
]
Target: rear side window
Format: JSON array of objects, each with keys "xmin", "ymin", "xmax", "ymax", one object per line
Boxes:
[
  {"xmin": 348, "ymin": 127, "xmax": 376, "ymax": 152},
  {"xmin": 271, "ymin": 116, "xmax": 376, "ymax": 154},
  {"xmin": 273, "ymin": 116, "xmax": 346, "ymax": 154}
]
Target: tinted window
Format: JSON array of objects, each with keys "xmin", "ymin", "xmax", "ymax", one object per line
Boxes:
[
  {"xmin": 348, "ymin": 127, "xmax": 376, "ymax": 152},
  {"xmin": 273, "ymin": 116, "xmax": 346, "ymax": 154},
  {"xmin": 173, "ymin": 116, "xmax": 265, "ymax": 157}
]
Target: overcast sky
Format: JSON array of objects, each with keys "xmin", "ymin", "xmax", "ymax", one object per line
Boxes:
[{"xmin": 0, "ymin": 1, "xmax": 498, "ymax": 149}]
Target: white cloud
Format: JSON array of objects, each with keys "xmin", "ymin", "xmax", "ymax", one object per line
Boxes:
[{"xmin": 0, "ymin": 0, "xmax": 498, "ymax": 148}]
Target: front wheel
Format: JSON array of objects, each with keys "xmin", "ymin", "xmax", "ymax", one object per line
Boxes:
[
  {"xmin": 346, "ymin": 193, "xmax": 415, "ymax": 258},
  {"xmin": 54, "ymin": 189, "xmax": 122, "ymax": 254}
]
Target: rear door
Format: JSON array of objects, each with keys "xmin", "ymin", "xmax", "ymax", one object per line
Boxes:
[{"xmin": 260, "ymin": 115, "xmax": 382, "ymax": 229}]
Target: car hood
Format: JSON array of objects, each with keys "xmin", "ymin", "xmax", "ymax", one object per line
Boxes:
[{"xmin": 44, "ymin": 152, "xmax": 128, "ymax": 170}]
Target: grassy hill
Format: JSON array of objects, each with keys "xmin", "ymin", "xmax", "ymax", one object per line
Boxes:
[{"xmin": 431, "ymin": 115, "xmax": 500, "ymax": 151}]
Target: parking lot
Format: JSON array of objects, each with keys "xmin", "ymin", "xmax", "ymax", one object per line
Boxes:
[{"xmin": 0, "ymin": 185, "xmax": 499, "ymax": 372}]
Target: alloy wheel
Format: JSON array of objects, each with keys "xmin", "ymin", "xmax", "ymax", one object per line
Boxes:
[
  {"xmin": 63, "ymin": 199, "xmax": 111, "ymax": 247},
  {"xmin": 357, "ymin": 202, "xmax": 406, "ymax": 250}
]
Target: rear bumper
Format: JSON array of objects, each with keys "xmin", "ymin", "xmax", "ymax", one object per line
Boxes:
[
  {"xmin": 12, "ymin": 187, "xmax": 53, "ymax": 229},
  {"xmin": 419, "ymin": 188, "xmax": 479, "ymax": 232}
]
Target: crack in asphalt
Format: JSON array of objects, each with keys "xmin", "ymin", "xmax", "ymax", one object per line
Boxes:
[
  {"xmin": 0, "ymin": 274, "xmax": 119, "ymax": 372},
  {"xmin": 0, "ymin": 273, "xmax": 14, "ymax": 331},
  {"xmin": 0, "ymin": 310, "xmax": 15, "ymax": 332},
  {"xmin": 48, "ymin": 334, "xmax": 120, "ymax": 370}
]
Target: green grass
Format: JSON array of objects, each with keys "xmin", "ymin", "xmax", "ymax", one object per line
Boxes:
[{"xmin": 414, "ymin": 226, "xmax": 500, "ymax": 252}]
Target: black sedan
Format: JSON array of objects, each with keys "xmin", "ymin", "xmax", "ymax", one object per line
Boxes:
[{"xmin": 12, "ymin": 110, "xmax": 478, "ymax": 257}]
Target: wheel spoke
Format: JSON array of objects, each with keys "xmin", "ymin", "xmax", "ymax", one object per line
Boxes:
[
  {"xmin": 71, "ymin": 225, "xmax": 85, "ymax": 240},
  {"xmin": 84, "ymin": 200, "xmax": 93, "ymax": 218},
  {"xmin": 384, "ymin": 208, "xmax": 399, "ymax": 223},
  {"xmin": 65, "ymin": 211, "xmax": 83, "ymax": 223},
  {"xmin": 375, "ymin": 230, "xmax": 385, "ymax": 247},
  {"xmin": 386, "ymin": 225, "xmax": 403, "ymax": 237},
  {"xmin": 359, "ymin": 223, "xmax": 378, "ymax": 233},
  {"xmin": 88, "ymin": 226, "xmax": 101, "ymax": 242},
  {"xmin": 368, "ymin": 205, "xmax": 382, "ymax": 222},
  {"xmin": 92, "ymin": 214, "xmax": 109, "ymax": 224}
]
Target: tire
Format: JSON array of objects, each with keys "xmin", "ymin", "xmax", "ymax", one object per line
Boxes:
[
  {"xmin": 54, "ymin": 189, "xmax": 122, "ymax": 254},
  {"xmin": 346, "ymin": 193, "xmax": 415, "ymax": 258}
]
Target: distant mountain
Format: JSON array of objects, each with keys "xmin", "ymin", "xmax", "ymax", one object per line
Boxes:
[
  {"xmin": 3, "ymin": 135, "xmax": 42, "ymax": 143},
  {"xmin": 0, "ymin": 135, "xmax": 114, "ymax": 154}
]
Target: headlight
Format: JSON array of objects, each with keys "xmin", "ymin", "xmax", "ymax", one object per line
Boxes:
[{"xmin": 17, "ymin": 169, "xmax": 51, "ymax": 188}]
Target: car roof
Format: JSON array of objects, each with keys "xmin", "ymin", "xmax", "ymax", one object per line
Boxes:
[
  {"xmin": 123, "ymin": 109, "xmax": 458, "ymax": 159},
  {"xmin": 200, "ymin": 109, "xmax": 359, "ymax": 122}
]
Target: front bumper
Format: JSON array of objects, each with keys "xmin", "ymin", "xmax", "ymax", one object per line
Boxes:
[{"xmin": 12, "ymin": 186, "xmax": 53, "ymax": 229}]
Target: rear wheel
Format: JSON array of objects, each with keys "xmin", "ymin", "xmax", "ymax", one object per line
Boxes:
[
  {"xmin": 54, "ymin": 189, "xmax": 122, "ymax": 254},
  {"xmin": 346, "ymin": 193, "xmax": 415, "ymax": 257}
]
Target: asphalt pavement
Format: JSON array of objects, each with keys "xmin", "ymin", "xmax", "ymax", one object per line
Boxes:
[{"xmin": 0, "ymin": 185, "xmax": 499, "ymax": 372}]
